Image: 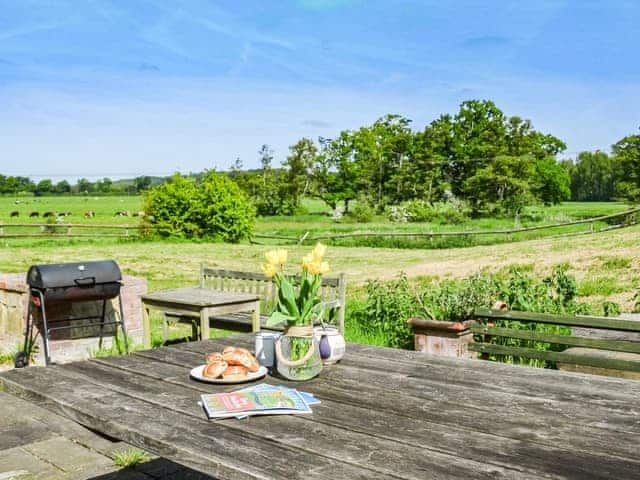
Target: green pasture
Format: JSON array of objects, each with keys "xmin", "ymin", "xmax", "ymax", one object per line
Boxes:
[
  {"xmin": 0, "ymin": 195, "xmax": 142, "ymax": 223},
  {"xmin": 1, "ymin": 196, "xmax": 631, "ymax": 250}
]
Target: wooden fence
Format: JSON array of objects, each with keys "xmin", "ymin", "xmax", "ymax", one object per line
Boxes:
[
  {"xmin": 253, "ymin": 207, "xmax": 640, "ymax": 245},
  {"xmin": 1, "ymin": 207, "xmax": 638, "ymax": 242},
  {"xmin": 0, "ymin": 223, "xmax": 141, "ymax": 238}
]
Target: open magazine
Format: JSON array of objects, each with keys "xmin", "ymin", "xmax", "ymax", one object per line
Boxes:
[{"xmin": 200, "ymin": 383, "xmax": 320, "ymax": 420}]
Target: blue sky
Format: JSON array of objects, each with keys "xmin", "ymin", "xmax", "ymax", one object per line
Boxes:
[{"xmin": 1, "ymin": 0, "xmax": 639, "ymax": 180}]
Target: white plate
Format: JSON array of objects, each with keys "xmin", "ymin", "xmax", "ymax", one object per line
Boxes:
[{"xmin": 190, "ymin": 365, "xmax": 268, "ymax": 384}]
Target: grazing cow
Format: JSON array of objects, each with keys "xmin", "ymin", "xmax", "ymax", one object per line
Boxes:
[
  {"xmin": 84, "ymin": 210, "xmax": 95, "ymax": 218},
  {"xmin": 132, "ymin": 210, "xmax": 146, "ymax": 218},
  {"xmin": 29, "ymin": 211, "xmax": 39, "ymax": 217},
  {"xmin": 10, "ymin": 211, "xmax": 19, "ymax": 217},
  {"xmin": 43, "ymin": 211, "xmax": 55, "ymax": 218},
  {"xmin": 114, "ymin": 210, "xmax": 130, "ymax": 217}
]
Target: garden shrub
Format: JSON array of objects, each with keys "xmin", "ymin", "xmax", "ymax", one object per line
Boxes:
[
  {"xmin": 350, "ymin": 265, "xmax": 599, "ymax": 351},
  {"xmin": 390, "ymin": 199, "xmax": 470, "ymax": 224},
  {"xmin": 388, "ymin": 205, "xmax": 410, "ymax": 223},
  {"xmin": 143, "ymin": 172, "xmax": 255, "ymax": 242},
  {"xmin": 402, "ymin": 200, "xmax": 431, "ymax": 222},
  {"xmin": 352, "ymin": 276, "xmax": 418, "ymax": 349},
  {"xmin": 348, "ymin": 199, "xmax": 376, "ymax": 223}
]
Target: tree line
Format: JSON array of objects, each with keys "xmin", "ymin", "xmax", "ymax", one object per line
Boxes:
[
  {"xmin": 232, "ymin": 100, "xmax": 640, "ymax": 217},
  {"xmin": 3, "ymin": 99, "xmax": 638, "ymax": 217},
  {"xmin": 0, "ymin": 175, "xmax": 155, "ymax": 196}
]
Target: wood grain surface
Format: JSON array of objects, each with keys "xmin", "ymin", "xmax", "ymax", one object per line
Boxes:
[{"xmin": 1, "ymin": 335, "xmax": 639, "ymax": 479}]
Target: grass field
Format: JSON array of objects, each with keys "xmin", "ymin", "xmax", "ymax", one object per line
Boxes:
[
  {"xmin": 0, "ymin": 195, "xmax": 142, "ymax": 224},
  {"xmin": 0, "ymin": 195, "xmax": 633, "ymax": 249}
]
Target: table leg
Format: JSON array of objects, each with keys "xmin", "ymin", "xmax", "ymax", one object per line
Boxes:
[
  {"xmin": 162, "ymin": 313, "xmax": 169, "ymax": 345},
  {"xmin": 252, "ymin": 300, "xmax": 261, "ymax": 332},
  {"xmin": 142, "ymin": 305, "xmax": 151, "ymax": 349},
  {"xmin": 200, "ymin": 308, "xmax": 210, "ymax": 341}
]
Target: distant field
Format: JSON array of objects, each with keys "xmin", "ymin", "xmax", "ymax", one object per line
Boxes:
[
  {"xmin": 0, "ymin": 196, "xmax": 634, "ymax": 249},
  {"xmin": 255, "ymin": 200, "xmax": 634, "ymax": 249},
  {"xmin": 0, "ymin": 195, "xmax": 142, "ymax": 224}
]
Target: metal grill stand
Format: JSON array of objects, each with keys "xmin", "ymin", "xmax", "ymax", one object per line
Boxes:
[{"xmin": 15, "ymin": 260, "xmax": 129, "ymax": 367}]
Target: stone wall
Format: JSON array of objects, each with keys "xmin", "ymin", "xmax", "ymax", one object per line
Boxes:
[{"xmin": 0, "ymin": 273, "xmax": 147, "ymax": 364}]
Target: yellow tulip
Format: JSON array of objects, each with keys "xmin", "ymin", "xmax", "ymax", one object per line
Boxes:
[
  {"xmin": 302, "ymin": 253, "xmax": 314, "ymax": 273},
  {"xmin": 318, "ymin": 261, "xmax": 330, "ymax": 275},
  {"xmin": 275, "ymin": 249, "xmax": 288, "ymax": 265},
  {"xmin": 265, "ymin": 249, "xmax": 288, "ymax": 266},
  {"xmin": 311, "ymin": 242, "xmax": 327, "ymax": 262},
  {"xmin": 261, "ymin": 262, "xmax": 279, "ymax": 278},
  {"xmin": 265, "ymin": 250, "xmax": 279, "ymax": 266}
]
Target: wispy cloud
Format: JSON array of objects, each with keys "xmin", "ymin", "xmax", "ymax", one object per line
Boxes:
[
  {"xmin": 0, "ymin": 21, "xmax": 65, "ymax": 41},
  {"xmin": 461, "ymin": 35, "xmax": 512, "ymax": 48},
  {"xmin": 297, "ymin": 0, "xmax": 354, "ymax": 11},
  {"xmin": 302, "ymin": 119, "xmax": 332, "ymax": 128}
]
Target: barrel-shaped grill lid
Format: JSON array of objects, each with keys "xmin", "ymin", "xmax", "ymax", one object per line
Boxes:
[{"xmin": 27, "ymin": 260, "xmax": 122, "ymax": 289}]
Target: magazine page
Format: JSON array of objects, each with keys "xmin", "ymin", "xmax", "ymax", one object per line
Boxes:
[
  {"xmin": 238, "ymin": 384, "xmax": 321, "ymax": 406},
  {"xmin": 200, "ymin": 386, "xmax": 312, "ymax": 420}
]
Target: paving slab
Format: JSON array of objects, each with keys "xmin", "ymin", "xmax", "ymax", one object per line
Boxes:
[
  {"xmin": 0, "ymin": 446, "xmax": 64, "ymax": 479},
  {"xmin": 0, "ymin": 391, "xmax": 216, "ymax": 479},
  {"xmin": 23, "ymin": 438, "xmax": 114, "ymax": 475}
]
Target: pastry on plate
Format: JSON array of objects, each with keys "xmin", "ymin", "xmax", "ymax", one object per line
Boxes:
[
  {"xmin": 206, "ymin": 352, "xmax": 223, "ymax": 364},
  {"xmin": 222, "ymin": 346, "xmax": 260, "ymax": 372},
  {"xmin": 222, "ymin": 365, "xmax": 249, "ymax": 380},
  {"xmin": 203, "ymin": 360, "xmax": 228, "ymax": 379}
]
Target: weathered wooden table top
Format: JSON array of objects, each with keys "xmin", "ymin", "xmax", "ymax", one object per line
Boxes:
[
  {"xmin": 1, "ymin": 335, "xmax": 639, "ymax": 480},
  {"xmin": 141, "ymin": 287, "xmax": 259, "ymax": 307}
]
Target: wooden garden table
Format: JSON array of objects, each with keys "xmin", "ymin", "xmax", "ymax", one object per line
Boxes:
[
  {"xmin": 140, "ymin": 287, "xmax": 261, "ymax": 348},
  {"xmin": 1, "ymin": 335, "xmax": 639, "ymax": 479}
]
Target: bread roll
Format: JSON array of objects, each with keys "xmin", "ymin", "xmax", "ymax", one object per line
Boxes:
[
  {"xmin": 222, "ymin": 347, "xmax": 260, "ymax": 372},
  {"xmin": 206, "ymin": 352, "xmax": 223, "ymax": 364},
  {"xmin": 222, "ymin": 365, "xmax": 249, "ymax": 380},
  {"xmin": 203, "ymin": 360, "xmax": 227, "ymax": 379}
]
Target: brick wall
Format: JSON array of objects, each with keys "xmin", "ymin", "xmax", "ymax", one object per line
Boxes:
[{"xmin": 0, "ymin": 273, "xmax": 147, "ymax": 364}]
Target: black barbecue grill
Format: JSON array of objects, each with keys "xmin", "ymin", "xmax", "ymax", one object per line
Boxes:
[{"xmin": 15, "ymin": 260, "xmax": 129, "ymax": 367}]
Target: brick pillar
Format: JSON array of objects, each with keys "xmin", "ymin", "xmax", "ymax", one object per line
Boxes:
[
  {"xmin": 0, "ymin": 272, "xmax": 147, "ymax": 365},
  {"xmin": 407, "ymin": 318, "xmax": 476, "ymax": 359}
]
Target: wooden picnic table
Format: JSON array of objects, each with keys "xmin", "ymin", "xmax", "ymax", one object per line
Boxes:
[
  {"xmin": 1, "ymin": 334, "xmax": 639, "ymax": 479},
  {"xmin": 140, "ymin": 287, "xmax": 261, "ymax": 348}
]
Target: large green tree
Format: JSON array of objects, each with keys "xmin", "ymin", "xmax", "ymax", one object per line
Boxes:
[
  {"xmin": 532, "ymin": 157, "xmax": 571, "ymax": 205},
  {"xmin": 570, "ymin": 151, "xmax": 618, "ymax": 201},
  {"xmin": 612, "ymin": 132, "xmax": 640, "ymax": 201},
  {"xmin": 464, "ymin": 156, "xmax": 534, "ymax": 215},
  {"xmin": 282, "ymin": 138, "xmax": 317, "ymax": 208},
  {"xmin": 421, "ymin": 100, "xmax": 565, "ymax": 196}
]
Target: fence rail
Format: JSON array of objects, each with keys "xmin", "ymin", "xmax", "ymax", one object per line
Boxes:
[
  {"xmin": 252, "ymin": 207, "xmax": 640, "ymax": 244},
  {"xmin": 0, "ymin": 223, "xmax": 141, "ymax": 238},
  {"xmin": 1, "ymin": 208, "xmax": 638, "ymax": 242}
]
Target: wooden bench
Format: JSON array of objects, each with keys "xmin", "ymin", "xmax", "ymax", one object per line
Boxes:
[
  {"xmin": 195, "ymin": 266, "xmax": 346, "ymax": 334},
  {"xmin": 471, "ymin": 308, "xmax": 640, "ymax": 379}
]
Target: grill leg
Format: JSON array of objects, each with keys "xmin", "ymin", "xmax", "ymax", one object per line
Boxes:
[
  {"xmin": 37, "ymin": 291, "xmax": 53, "ymax": 366},
  {"xmin": 98, "ymin": 299, "xmax": 107, "ymax": 350},
  {"xmin": 117, "ymin": 294, "xmax": 130, "ymax": 354},
  {"xmin": 15, "ymin": 301, "xmax": 35, "ymax": 368}
]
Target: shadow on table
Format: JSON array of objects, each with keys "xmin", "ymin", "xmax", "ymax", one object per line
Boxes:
[{"xmin": 89, "ymin": 457, "xmax": 217, "ymax": 480}]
